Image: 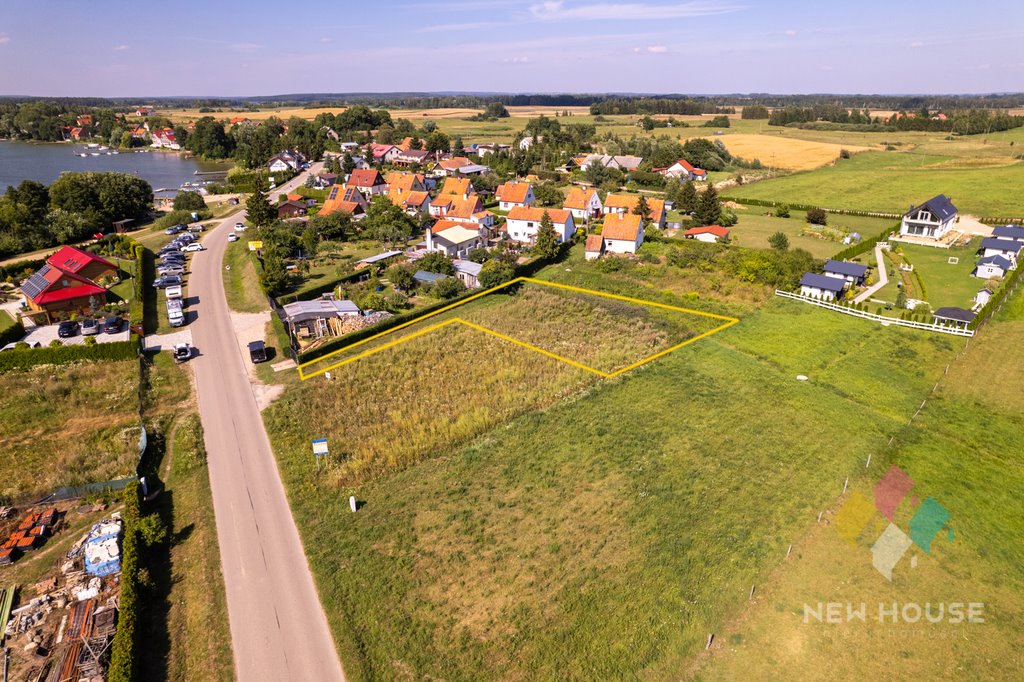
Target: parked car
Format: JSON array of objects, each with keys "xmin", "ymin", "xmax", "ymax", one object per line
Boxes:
[
  {"xmin": 153, "ymin": 275, "xmax": 184, "ymax": 288},
  {"xmin": 247, "ymin": 340, "xmax": 268, "ymax": 364},
  {"xmin": 80, "ymin": 318, "xmax": 100, "ymax": 336},
  {"xmin": 160, "ymin": 255, "xmax": 186, "ymax": 265},
  {"xmin": 227, "ymin": 233, "xmax": 239, "ymax": 242},
  {"xmin": 173, "ymin": 342, "xmax": 193, "ymax": 363},
  {"xmin": 102, "ymin": 316, "xmax": 123, "ymax": 334},
  {"xmin": 165, "ymin": 285, "xmax": 183, "ymax": 300},
  {"xmin": 234, "ymin": 222, "xmax": 244, "ymax": 230},
  {"xmin": 167, "ymin": 299, "xmax": 185, "ymax": 327},
  {"xmin": 164, "ymin": 224, "xmax": 185, "ymax": 235},
  {"xmin": 158, "ymin": 267, "xmax": 185, "ymax": 277},
  {"xmin": 181, "ymin": 243, "xmax": 205, "ymax": 252},
  {"xmin": 57, "ymin": 320, "xmax": 79, "ymax": 338},
  {"xmin": 189, "ymin": 224, "xmax": 205, "ymax": 233}
]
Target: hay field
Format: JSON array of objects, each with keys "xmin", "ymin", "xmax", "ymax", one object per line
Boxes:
[
  {"xmin": 716, "ymin": 134, "xmax": 869, "ymax": 170},
  {"xmin": 163, "ymin": 104, "xmax": 592, "ymax": 124}
]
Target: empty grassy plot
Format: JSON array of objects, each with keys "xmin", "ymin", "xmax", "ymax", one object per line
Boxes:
[
  {"xmin": 717, "ymin": 133, "xmax": 869, "ymax": 170},
  {"xmin": 0, "ymin": 360, "xmax": 139, "ymax": 499},
  {"xmin": 267, "ymin": 322, "xmax": 593, "ymax": 487},
  {"xmin": 897, "ymin": 240, "xmax": 984, "ymax": 309}
]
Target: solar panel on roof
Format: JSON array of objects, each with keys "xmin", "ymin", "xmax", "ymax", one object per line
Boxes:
[
  {"xmin": 328, "ymin": 186, "xmax": 339, "ymax": 201},
  {"xmin": 20, "ymin": 265, "xmax": 52, "ymax": 301}
]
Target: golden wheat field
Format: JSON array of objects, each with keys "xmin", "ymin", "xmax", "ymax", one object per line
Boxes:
[{"xmin": 713, "ymin": 133, "xmax": 869, "ymax": 170}]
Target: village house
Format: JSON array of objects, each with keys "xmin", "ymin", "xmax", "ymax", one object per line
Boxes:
[
  {"xmin": 600, "ymin": 213, "xmax": 645, "ymax": 254},
  {"xmin": 429, "ymin": 178, "xmax": 477, "ymax": 217},
  {"xmin": 369, "ymin": 144, "xmax": 401, "ymax": 164},
  {"xmin": 346, "ymin": 169, "xmax": 388, "ymax": 197},
  {"xmin": 385, "ymin": 172, "xmax": 427, "ymax": 194},
  {"xmin": 505, "ymin": 207, "xmax": 575, "ymax": 244},
  {"xmin": 974, "ymin": 255, "xmax": 1012, "ymax": 279},
  {"xmin": 393, "ymin": 149, "xmax": 433, "ymax": 167},
  {"xmin": 563, "ymin": 187, "xmax": 603, "ymax": 223},
  {"xmin": 822, "ymin": 259, "xmax": 869, "ymax": 286},
  {"xmin": 277, "ymin": 200, "xmax": 308, "ymax": 219},
  {"xmin": 580, "ymin": 154, "xmax": 644, "ymax": 172},
  {"xmin": 134, "ymin": 107, "xmax": 153, "ymax": 116},
  {"xmin": 453, "ymin": 260, "xmax": 483, "ymax": 288},
  {"xmin": 387, "ymin": 175, "xmax": 431, "ymax": 215},
  {"xmin": 603, "ymin": 194, "xmax": 666, "ymax": 228},
  {"xmin": 933, "ymin": 307, "xmax": 976, "ymax": 328},
  {"xmin": 584, "ymin": 233, "xmax": 604, "ymax": 260},
  {"xmin": 312, "ymin": 172, "xmax": 339, "ymax": 189},
  {"xmin": 21, "ymin": 247, "xmax": 117, "ymax": 323},
  {"xmin": 991, "ymin": 224, "xmax": 1024, "ymax": 242},
  {"xmin": 979, "ymin": 237, "xmax": 1023, "ymax": 262},
  {"xmin": 899, "ymin": 194, "xmax": 958, "ymax": 240},
  {"xmin": 433, "ymin": 157, "xmax": 489, "ymax": 177},
  {"xmin": 423, "ymin": 222, "xmax": 484, "ymax": 259},
  {"xmin": 320, "ymin": 184, "xmax": 368, "ymax": 217},
  {"xmin": 150, "ymin": 128, "xmax": 179, "ymax": 150},
  {"xmin": 76, "ymin": 114, "xmax": 93, "ymax": 127},
  {"xmin": 683, "ymin": 225, "xmax": 731, "ymax": 242},
  {"xmin": 495, "ymin": 182, "xmax": 535, "ymax": 210},
  {"xmin": 799, "ymin": 272, "xmax": 846, "ymax": 301},
  {"xmin": 473, "ymin": 143, "xmax": 510, "ymax": 157},
  {"xmin": 660, "ymin": 159, "xmax": 707, "ymax": 181}
]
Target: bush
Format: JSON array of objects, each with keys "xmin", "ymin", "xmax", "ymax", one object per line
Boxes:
[
  {"xmin": 775, "ymin": 204, "xmax": 791, "ymax": 218},
  {"xmin": 83, "ymin": 335, "xmax": 97, "ymax": 346},
  {"xmin": 0, "ymin": 338, "xmax": 137, "ymax": 373},
  {"xmin": 0, "ymin": 317, "xmax": 25, "ymax": 347},
  {"xmin": 806, "ymin": 207, "xmax": 828, "ymax": 225},
  {"xmin": 172, "ymin": 190, "xmax": 207, "ymax": 211},
  {"xmin": 432, "ymin": 276, "xmax": 466, "ymax": 299},
  {"xmin": 768, "ymin": 231, "xmax": 790, "ymax": 251},
  {"xmin": 48, "ymin": 339, "xmax": 63, "ymax": 348}
]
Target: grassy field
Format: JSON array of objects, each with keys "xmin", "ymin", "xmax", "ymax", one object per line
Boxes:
[
  {"xmin": 222, "ymin": 240, "xmax": 266, "ymax": 313},
  {"xmin": 266, "ymin": 248, "xmax": 980, "ymax": 679},
  {"xmin": 0, "ymin": 360, "xmax": 140, "ymax": 499},
  {"xmin": 160, "ymin": 413, "xmax": 234, "ymax": 682},
  {"xmin": 695, "ymin": 290, "xmax": 1024, "ymax": 680},
  {"xmin": 719, "ymin": 134, "xmax": 869, "ymax": 170},
  {"xmin": 727, "ymin": 151, "xmax": 1024, "ymax": 216},
  {"xmin": 897, "ymin": 240, "xmax": 984, "ymax": 309},
  {"xmin": 0, "ymin": 309, "xmax": 18, "ymax": 335},
  {"xmin": 725, "ymin": 204, "xmax": 895, "ymax": 259}
]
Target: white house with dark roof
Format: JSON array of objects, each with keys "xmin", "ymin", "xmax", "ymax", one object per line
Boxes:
[
  {"xmin": 992, "ymin": 224, "xmax": 1024, "ymax": 242},
  {"xmin": 823, "ymin": 259, "xmax": 869, "ymax": 286},
  {"xmin": 974, "ymin": 255, "xmax": 1013, "ymax": 279},
  {"xmin": 979, "ymin": 237, "xmax": 1023, "ymax": 262},
  {"xmin": 933, "ymin": 307, "xmax": 975, "ymax": 328},
  {"xmin": 899, "ymin": 195, "xmax": 958, "ymax": 240},
  {"xmin": 799, "ymin": 273, "xmax": 846, "ymax": 300}
]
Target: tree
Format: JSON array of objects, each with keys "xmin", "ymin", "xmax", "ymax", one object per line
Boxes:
[
  {"xmin": 768, "ymin": 231, "xmax": 790, "ymax": 251},
  {"xmin": 694, "ymin": 184, "xmax": 722, "ymax": 226},
  {"xmin": 246, "ymin": 189, "xmax": 276, "ymax": 227},
  {"xmin": 301, "ymin": 223, "xmax": 319, "ymax": 260},
  {"xmin": 478, "ymin": 259, "xmax": 515, "ymax": 288},
  {"xmin": 533, "ymin": 210, "xmax": 560, "ymax": 259},
  {"xmin": 342, "ymin": 152, "xmax": 356, "ymax": 175},
  {"xmin": 432, "ymin": 276, "xmax": 465, "ymax": 299},
  {"xmin": 452, "ymin": 135, "xmax": 465, "ymax": 154},
  {"xmin": 775, "ymin": 204, "xmax": 791, "ymax": 218},
  {"xmin": 417, "ymin": 251, "xmax": 455, "ymax": 276},
  {"xmin": 678, "ymin": 181, "xmax": 698, "ymax": 214},
  {"xmin": 173, "ymin": 190, "xmax": 206, "ymax": 211},
  {"xmin": 425, "ymin": 131, "xmax": 451, "ymax": 154},
  {"xmin": 467, "ymin": 246, "xmax": 490, "ymax": 263},
  {"xmin": 308, "ymin": 210, "xmax": 355, "ymax": 242},
  {"xmin": 385, "ymin": 264, "xmax": 415, "ymax": 292},
  {"xmin": 633, "ymin": 195, "xmax": 652, "ymax": 222},
  {"xmin": 806, "ymin": 207, "xmax": 828, "ymax": 225},
  {"xmin": 533, "ymin": 182, "xmax": 564, "ymax": 208},
  {"xmin": 362, "ymin": 196, "xmax": 416, "ymax": 246}
]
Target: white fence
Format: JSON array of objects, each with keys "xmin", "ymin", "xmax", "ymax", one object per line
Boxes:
[{"xmin": 774, "ymin": 290, "xmax": 975, "ymax": 337}]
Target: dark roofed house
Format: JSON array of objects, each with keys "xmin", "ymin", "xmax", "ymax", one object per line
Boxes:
[
  {"xmin": 413, "ymin": 270, "xmax": 450, "ymax": 286},
  {"xmin": 992, "ymin": 224, "xmax": 1024, "ymax": 242},
  {"xmin": 979, "ymin": 237, "xmax": 1023, "ymax": 260},
  {"xmin": 277, "ymin": 200, "xmax": 308, "ymax": 219},
  {"xmin": 823, "ymin": 259, "xmax": 869, "ymax": 285},
  {"xmin": 799, "ymin": 272, "xmax": 846, "ymax": 300},
  {"xmin": 974, "ymin": 255, "xmax": 1013, "ymax": 279},
  {"xmin": 933, "ymin": 307, "xmax": 975, "ymax": 328},
  {"xmin": 900, "ymin": 194, "xmax": 958, "ymax": 240}
]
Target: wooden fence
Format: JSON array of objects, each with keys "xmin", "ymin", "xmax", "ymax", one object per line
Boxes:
[{"xmin": 774, "ymin": 290, "xmax": 975, "ymax": 337}]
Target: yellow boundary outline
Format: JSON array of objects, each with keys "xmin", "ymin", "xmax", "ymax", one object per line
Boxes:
[{"xmin": 297, "ymin": 277, "xmax": 739, "ymax": 380}]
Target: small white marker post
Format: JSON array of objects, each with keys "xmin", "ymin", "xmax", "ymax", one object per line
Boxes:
[
  {"xmin": 349, "ymin": 495, "xmax": 357, "ymax": 513},
  {"xmin": 865, "ymin": 453, "xmax": 872, "ymax": 468},
  {"xmin": 786, "ymin": 544, "xmax": 793, "ymax": 558},
  {"xmin": 843, "ymin": 477, "xmax": 849, "ymax": 494}
]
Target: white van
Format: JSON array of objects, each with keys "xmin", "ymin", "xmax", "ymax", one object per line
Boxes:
[
  {"xmin": 167, "ymin": 298, "xmax": 185, "ymax": 327},
  {"xmin": 166, "ymin": 285, "xmax": 183, "ymax": 300}
]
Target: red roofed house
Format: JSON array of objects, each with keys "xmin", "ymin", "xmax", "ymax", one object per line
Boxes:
[
  {"xmin": 603, "ymin": 193, "xmax": 666, "ymax": 228},
  {"xmin": 600, "ymin": 213, "xmax": 645, "ymax": 254},
  {"xmin": 662, "ymin": 159, "xmax": 707, "ymax": 181},
  {"xmin": 22, "ymin": 247, "xmax": 118, "ymax": 322},
  {"xmin": 505, "ymin": 207, "xmax": 575, "ymax": 244},
  {"xmin": 370, "ymin": 144, "xmax": 400, "ymax": 164},
  {"xmin": 320, "ymin": 184, "xmax": 369, "ymax": 217},
  {"xmin": 684, "ymin": 225, "xmax": 731, "ymax": 243},
  {"xmin": 151, "ymin": 128, "xmax": 179, "ymax": 149},
  {"xmin": 76, "ymin": 114, "xmax": 93, "ymax": 127},
  {"xmin": 347, "ymin": 169, "xmax": 387, "ymax": 197},
  {"xmin": 563, "ymin": 186, "xmax": 603, "ymax": 223},
  {"xmin": 584, "ymin": 233, "xmax": 604, "ymax": 260},
  {"xmin": 495, "ymin": 182, "xmax": 535, "ymax": 211}
]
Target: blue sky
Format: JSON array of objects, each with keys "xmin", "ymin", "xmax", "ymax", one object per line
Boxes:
[{"xmin": 1, "ymin": 0, "xmax": 1022, "ymax": 96}]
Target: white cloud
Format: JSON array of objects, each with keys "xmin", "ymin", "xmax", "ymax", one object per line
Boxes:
[
  {"xmin": 319, "ymin": 37, "xmax": 333, "ymax": 43},
  {"xmin": 0, "ymin": 33, "xmax": 10, "ymax": 45},
  {"xmin": 633, "ymin": 45, "xmax": 668, "ymax": 53},
  {"xmin": 784, "ymin": 29, "xmax": 797, "ymax": 36},
  {"xmin": 530, "ymin": 1, "xmax": 743, "ymax": 21},
  {"xmin": 113, "ymin": 44, "xmax": 130, "ymax": 51},
  {"xmin": 502, "ymin": 56, "xmax": 531, "ymax": 64},
  {"xmin": 819, "ymin": 65, "xmax": 833, "ymax": 71},
  {"xmin": 910, "ymin": 40, "xmax": 923, "ymax": 48}
]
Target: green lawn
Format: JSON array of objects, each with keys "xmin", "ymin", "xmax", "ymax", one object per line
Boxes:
[
  {"xmin": 898, "ymin": 240, "xmax": 984, "ymax": 309},
  {"xmin": 222, "ymin": 241, "xmax": 267, "ymax": 313},
  {"xmin": 265, "ymin": 253, "xmax": 973, "ymax": 679},
  {"xmin": 725, "ymin": 205, "xmax": 895, "ymax": 259},
  {"xmin": 0, "ymin": 309, "xmax": 18, "ymax": 335},
  {"xmin": 726, "ymin": 151, "xmax": 1024, "ymax": 217}
]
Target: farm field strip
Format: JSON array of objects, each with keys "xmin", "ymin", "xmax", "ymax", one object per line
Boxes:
[{"xmin": 297, "ymin": 277, "xmax": 739, "ymax": 380}]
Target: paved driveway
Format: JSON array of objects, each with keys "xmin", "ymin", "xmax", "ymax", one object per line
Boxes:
[{"xmin": 21, "ymin": 322, "xmax": 130, "ymax": 346}]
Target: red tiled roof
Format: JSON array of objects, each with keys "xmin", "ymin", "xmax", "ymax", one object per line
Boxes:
[
  {"xmin": 684, "ymin": 225, "xmax": 730, "ymax": 238},
  {"xmin": 563, "ymin": 187, "xmax": 599, "ymax": 211},
  {"xmin": 348, "ymin": 169, "xmax": 385, "ymax": 188},
  {"xmin": 46, "ymin": 246, "xmax": 115, "ymax": 275},
  {"xmin": 601, "ymin": 213, "xmax": 642, "ymax": 241},
  {"xmin": 507, "ymin": 206, "xmax": 572, "ymax": 224},
  {"xmin": 496, "ymin": 182, "xmax": 532, "ymax": 204},
  {"xmin": 585, "ymin": 234, "xmax": 604, "ymax": 252}
]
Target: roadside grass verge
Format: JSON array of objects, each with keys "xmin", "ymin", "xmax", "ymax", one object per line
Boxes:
[
  {"xmin": 695, "ymin": 294, "xmax": 1024, "ymax": 681},
  {"xmin": 269, "ymin": 289, "xmax": 961, "ymax": 679},
  {"xmin": 222, "ymin": 241, "xmax": 266, "ymax": 313}
]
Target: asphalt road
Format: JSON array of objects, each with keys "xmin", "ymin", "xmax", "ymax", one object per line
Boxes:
[{"xmin": 189, "ymin": 166, "xmax": 345, "ymax": 681}]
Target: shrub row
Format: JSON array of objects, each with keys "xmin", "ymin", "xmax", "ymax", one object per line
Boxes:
[
  {"xmin": 0, "ymin": 258, "xmax": 46, "ymax": 283},
  {"xmin": 0, "ymin": 318, "xmax": 25, "ymax": 347},
  {"xmin": 719, "ymin": 196, "xmax": 902, "ymax": 220},
  {"xmin": 831, "ymin": 224, "xmax": 898, "ymax": 261},
  {"xmin": 107, "ymin": 480, "xmax": 141, "ymax": 682},
  {"xmin": 970, "ymin": 263, "xmax": 1024, "ymax": 330},
  {"xmin": 978, "ymin": 217, "xmax": 1024, "ymax": 226},
  {"xmin": 275, "ymin": 268, "xmax": 369, "ymax": 305},
  {"xmin": 0, "ymin": 337, "xmax": 138, "ymax": 373}
]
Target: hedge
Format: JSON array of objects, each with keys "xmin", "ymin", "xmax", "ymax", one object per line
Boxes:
[
  {"xmin": 275, "ymin": 268, "xmax": 370, "ymax": 305},
  {"xmin": 0, "ymin": 337, "xmax": 138, "ymax": 373},
  {"xmin": 969, "ymin": 263, "xmax": 1023, "ymax": 330},
  {"xmin": 719, "ymin": 196, "xmax": 902, "ymax": 220},
  {"xmin": 830, "ymin": 224, "xmax": 898, "ymax": 262},
  {"xmin": 0, "ymin": 316, "xmax": 25, "ymax": 348},
  {"xmin": 0, "ymin": 258, "xmax": 46, "ymax": 283},
  {"xmin": 107, "ymin": 480, "xmax": 141, "ymax": 682}
]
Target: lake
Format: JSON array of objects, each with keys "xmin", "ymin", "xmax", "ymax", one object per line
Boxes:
[{"xmin": 0, "ymin": 140, "xmax": 231, "ymax": 196}]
